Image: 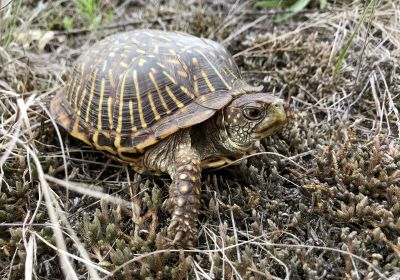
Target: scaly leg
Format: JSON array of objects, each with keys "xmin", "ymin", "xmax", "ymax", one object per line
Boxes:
[{"xmin": 168, "ymin": 149, "xmax": 201, "ymax": 247}]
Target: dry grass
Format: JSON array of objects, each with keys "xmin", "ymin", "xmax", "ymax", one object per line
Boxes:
[{"xmin": 0, "ymin": 0, "xmax": 399, "ymax": 279}]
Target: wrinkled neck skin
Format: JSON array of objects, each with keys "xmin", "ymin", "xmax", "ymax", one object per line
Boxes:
[
  {"xmin": 142, "ymin": 112, "xmax": 251, "ymax": 176},
  {"xmin": 191, "ymin": 111, "xmax": 250, "ymax": 160}
]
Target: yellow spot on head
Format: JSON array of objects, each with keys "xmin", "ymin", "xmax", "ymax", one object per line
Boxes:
[{"xmin": 179, "ymin": 174, "xmax": 188, "ymax": 180}]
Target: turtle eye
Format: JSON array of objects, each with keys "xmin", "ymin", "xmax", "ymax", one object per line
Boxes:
[{"xmin": 242, "ymin": 107, "xmax": 265, "ymax": 121}]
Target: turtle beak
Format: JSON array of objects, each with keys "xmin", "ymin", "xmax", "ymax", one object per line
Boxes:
[{"xmin": 253, "ymin": 100, "xmax": 286, "ymax": 137}]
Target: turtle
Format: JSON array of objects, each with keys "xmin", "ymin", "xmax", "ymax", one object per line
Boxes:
[{"xmin": 50, "ymin": 29, "xmax": 286, "ymax": 247}]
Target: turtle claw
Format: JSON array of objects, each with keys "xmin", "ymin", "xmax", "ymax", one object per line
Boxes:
[{"xmin": 167, "ymin": 215, "xmax": 196, "ymax": 248}]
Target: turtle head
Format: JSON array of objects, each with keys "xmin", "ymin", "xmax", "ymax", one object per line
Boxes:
[{"xmin": 221, "ymin": 93, "xmax": 286, "ymax": 152}]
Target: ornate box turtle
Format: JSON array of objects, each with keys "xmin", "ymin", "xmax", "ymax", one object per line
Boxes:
[{"xmin": 50, "ymin": 29, "xmax": 286, "ymax": 247}]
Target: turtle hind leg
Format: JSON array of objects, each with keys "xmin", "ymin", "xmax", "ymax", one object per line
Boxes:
[{"xmin": 167, "ymin": 149, "xmax": 201, "ymax": 248}]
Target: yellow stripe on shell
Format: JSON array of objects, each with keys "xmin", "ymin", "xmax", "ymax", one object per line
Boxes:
[
  {"xmin": 193, "ymin": 75, "xmax": 199, "ymax": 96},
  {"xmin": 149, "ymin": 71, "xmax": 170, "ymax": 114},
  {"xmin": 115, "ymin": 71, "xmax": 127, "ymax": 136},
  {"xmin": 108, "ymin": 69, "xmax": 115, "ymax": 89},
  {"xmin": 165, "ymin": 85, "xmax": 184, "ymax": 108},
  {"xmin": 165, "ymin": 59, "xmax": 180, "ymax": 65},
  {"xmin": 102, "ymin": 60, "xmax": 108, "ymax": 72},
  {"xmin": 73, "ymin": 64, "xmax": 85, "ymax": 112},
  {"xmin": 85, "ymin": 68, "xmax": 98, "ymax": 123},
  {"xmin": 107, "ymin": 96, "xmax": 113, "ymax": 129},
  {"xmin": 68, "ymin": 76, "xmax": 77, "ymax": 104},
  {"xmin": 78, "ymin": 88, "xmax": 87, "ymax": 116},
  {"xmin": 180, "ymin": 86, "xmax": 194, "ymax": 99},
  {"xmin": 136, "ymin": 49, "xmax": 146, "ymax": 54},
  {"xmin": 178, "ymin": 70, "xmax": 188, "ymax": 78},
  {"xmin": 128, "ymin": 100, "xmax": 137, "ymax": 131},
  {"xmin": 147, "ymin": 92, "xmax": 161, "ymax": 121},
  {"xmin": 97, "ymin": 78, "xmax": 106, "ymax": 129},
  {"xmin": 156, "ymin": 62, "xmax": 166, "ymax": 69},
  {"xmin": 158, "ymin": 35, "xmax": 172, "ymax": 42},
  {"xmin": 195, "ymin": 49, "xmax": 232, "ymax": 90},
  {"xmin": 133, "ymin": 70, "xmax": 147, "ymax": 128},
  {"xmin": 73, "ymin": 83, "xmax": 82, "ymax": 114},
  {"xmin": 138, "ymin": 59, "xmax": 146, "ymax": 67},
  {"xmin": 201, "ymin": 70, "xmax": 215, "ymax": 92},
  {"xmin": 163, "ymin": 70, "xmax": 177, "ymax": 84}
]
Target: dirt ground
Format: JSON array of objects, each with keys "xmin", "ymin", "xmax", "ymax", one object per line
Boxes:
[{"xmin": 0, "ymin": 0, "xmax": 399, "ymax": 279}]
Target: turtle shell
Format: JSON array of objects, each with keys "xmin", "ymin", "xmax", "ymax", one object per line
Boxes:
[{"xmin": 50, "ymin": 29, "xmax": 253, "ymax": 163}]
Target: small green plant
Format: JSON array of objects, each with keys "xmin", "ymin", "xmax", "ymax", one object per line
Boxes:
[
  {"xmin": 62, "ymin": 16, "xmax": 73, "ymax": 31},
  {"xmin": 255, "ymin": 0, "xmax": 327, "ymax": 22},
  {"xmin": 65, "ymin": 0, "xmax": 111, "ymax": 30},
  {"xmin": 333, "ymin": 0, "xmax": 376, "ymax": 78},
  {"xmin": 0, "ymin": 0, "xmax": 22, "ymax": 47}
]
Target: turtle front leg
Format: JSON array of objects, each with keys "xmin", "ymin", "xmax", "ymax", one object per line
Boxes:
[{"xmin": 168, "ymin": 149, "xmax": 201, "ymax": 247}]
